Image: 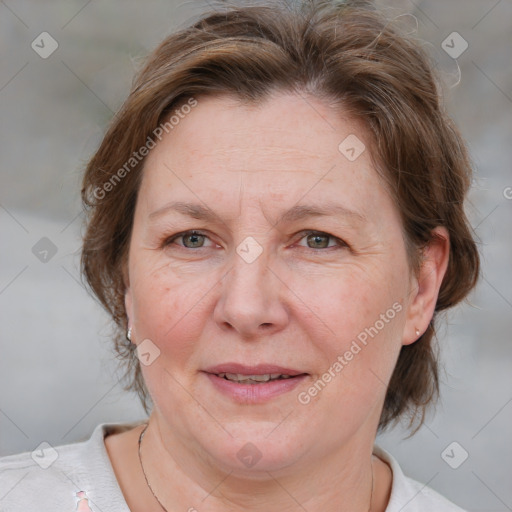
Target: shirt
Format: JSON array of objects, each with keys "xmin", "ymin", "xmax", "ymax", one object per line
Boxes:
[{"xmin": 0, "ymin": 422, "xmax": 467, "ymax": 511}]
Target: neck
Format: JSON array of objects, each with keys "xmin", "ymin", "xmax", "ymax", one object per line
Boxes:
[{"xmin": 139, "ymin": 413, "xmax": 377, "ymax": 512}]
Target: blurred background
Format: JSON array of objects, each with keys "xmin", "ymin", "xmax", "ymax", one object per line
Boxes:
[{"xmin": 0, "ymin": 0, "xmax": 511, "ymax": 510}]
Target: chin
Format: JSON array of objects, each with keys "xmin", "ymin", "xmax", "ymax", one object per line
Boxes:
[{"xmin": 197, "ymin": 422, "xmax": 310, "ymax": 475}]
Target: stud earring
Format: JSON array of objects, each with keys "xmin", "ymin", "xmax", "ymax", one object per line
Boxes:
[
  {"xmin": 126, "ymin": 327, "xmax": 132, "ymax": 342},
  {"xmin": 415, "ymin": 328, "xmax": 420, "ymax": 337}
]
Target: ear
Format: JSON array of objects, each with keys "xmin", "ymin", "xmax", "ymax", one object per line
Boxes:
[{"xmin": 403, "ymin": 227, "xmax": 450, "ymax": 345}]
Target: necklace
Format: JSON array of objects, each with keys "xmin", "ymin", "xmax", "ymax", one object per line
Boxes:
[
  {"xmin": 138, "ymin": 423, "xmax": 374, "ymax": 512},
  {"xmin": 138, "ymin": 424, "xmax": 168, "ymax": 512}
]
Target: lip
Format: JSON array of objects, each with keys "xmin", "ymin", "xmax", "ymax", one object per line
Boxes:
[
  {"xmin": 203, "ymin": 363, "xmax": 305, "ymax": 376},
  {"xmin": 202, "ymin": 363, "xmax": 308, "ymax": 404}
]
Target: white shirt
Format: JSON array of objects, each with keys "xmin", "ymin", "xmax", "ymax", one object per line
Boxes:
[{"xmin": 0, "ymin": 422, "xmax": 466, "ymax": 511}]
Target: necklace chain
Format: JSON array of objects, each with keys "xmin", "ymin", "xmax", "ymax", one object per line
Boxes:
[
  {"xmin": 138, "ymin": 424, "xmax": 168, "ymax": 512},
  {"xmin": 138, "ymin": 423, "xmax": 374, "ymax": 512}
]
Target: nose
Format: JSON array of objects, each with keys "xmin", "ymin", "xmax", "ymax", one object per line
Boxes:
[{"xmin": 213, "ymin": 247, "xmax": 289, "ymax": 339}]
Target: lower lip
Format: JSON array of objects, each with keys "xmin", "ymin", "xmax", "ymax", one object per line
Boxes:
[{"xmin": 204, "ymin": 373, "xmax": 307, "ymax": 403}]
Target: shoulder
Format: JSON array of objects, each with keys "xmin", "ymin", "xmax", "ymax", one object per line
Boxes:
[
  {"xmin": 0, "ymin": 422, "xmax": 142, "ymax": 512},
  {"xmin": 374, "ymin": 445, "xmax": 467, "ymax": 512}
]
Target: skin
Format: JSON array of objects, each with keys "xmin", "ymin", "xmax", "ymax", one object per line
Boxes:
[{"xmin": 105, "ymin": 92, "xmax": 450, "ymax": 512}]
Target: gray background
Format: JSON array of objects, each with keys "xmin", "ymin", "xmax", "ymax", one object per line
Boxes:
[{"xmin": 0, "ymin": 0, "xmax": 511, "ymax": 510}]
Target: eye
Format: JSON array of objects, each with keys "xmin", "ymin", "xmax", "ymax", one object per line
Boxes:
[
  {"xmin": 165, "ymin": 230, "xmax": 214, "ymax": 249},
  {"xmin": 296, "ymin": 231, "xmax": 347, "ymax": 250},
  {"xmin": 164, "ymin": 230, "xmax": 347, "ymax": 251}
]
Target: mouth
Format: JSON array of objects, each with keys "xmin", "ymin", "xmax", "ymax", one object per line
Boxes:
[
  {"xmin": 215, "ymin": 372, "xmax": 299, "ymax": 384},
  {"xmin": 202, "ymin": 364, "xmax": 308, "ymax": 402},
  {"xmin": 203, "ymin": 363, "xmax": 307, "ymax": 381}
]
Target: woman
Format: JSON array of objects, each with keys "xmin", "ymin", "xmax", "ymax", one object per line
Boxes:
[{"xmin": 0, "ymin": 1, "xmax": 479, "ymax": 511}]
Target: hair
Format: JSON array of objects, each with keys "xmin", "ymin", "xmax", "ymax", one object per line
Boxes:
[{"xmin": 81, "ymin": 0, "xmax": 480, "ymax": 432}]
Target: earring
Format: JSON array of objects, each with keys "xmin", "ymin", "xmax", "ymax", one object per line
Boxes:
[
  {"xmin": 415, "ymin": 328, "xmax": 420, "ymax": 337},
  {"xmin": 126, "ymin": 327, "xmax": 132, "ymax": 342}
]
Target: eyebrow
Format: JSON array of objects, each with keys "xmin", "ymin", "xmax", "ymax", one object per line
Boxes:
[{"xmin": 148, "ymin": 201, "xmax": 366, "ymax": 225}]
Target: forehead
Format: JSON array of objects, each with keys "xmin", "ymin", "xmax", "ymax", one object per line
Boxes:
[{"xmin": 138, "ymin": 92, "xmax": 393, "ymax": 223}]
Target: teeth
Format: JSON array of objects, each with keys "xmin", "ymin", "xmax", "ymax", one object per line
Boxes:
[{"xmin": 217, "ymin": 373, "xmax": 293, "ymax": 383}]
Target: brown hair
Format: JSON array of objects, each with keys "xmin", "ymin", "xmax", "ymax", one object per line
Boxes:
[{"xmin": 81, "ymin": 0, "xmax": 479, "ymax": 432}]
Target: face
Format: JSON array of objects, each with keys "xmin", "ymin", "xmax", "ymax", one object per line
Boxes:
[{"xmin": 124, "ymin": 92, "xmax": 427, "ymax": 475}]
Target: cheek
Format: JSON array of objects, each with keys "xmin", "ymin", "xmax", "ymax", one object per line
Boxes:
[
  {"xmin": 294, "ymin": 259, "xmax": 407, "ymax": 394},
  {"xmin": 296, "ymin": 259, "xmax": 405, "ymax": 339},
  {"xmin": 130, "ymin": 259, "xmax": 215, "ymax": 367},
  {"xmin": 296, "ymin": 282, "xmax": 405, "ymax": 436}
]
